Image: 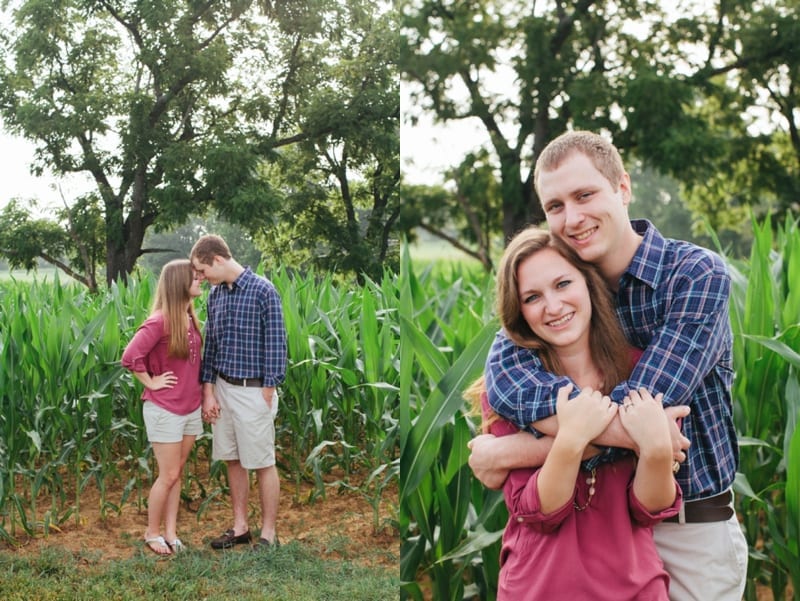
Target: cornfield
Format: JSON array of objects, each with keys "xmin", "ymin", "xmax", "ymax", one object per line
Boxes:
[
  {"xmin": 400, "ymin": 215, "xmax": 800, "ymax": 601},
  {"xmin": 0, "ymin": 266, "xmax": 399, "ymax": 543}
]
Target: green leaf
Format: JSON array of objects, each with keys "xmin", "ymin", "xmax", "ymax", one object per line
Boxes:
[
  {"xmin": 743, "ymin": 335, "xmax": 800, "ymax": 369},
  {"xmin": 437, "ymin": 523, "xmax": 506, "ymax": 563},
  {"xmin": 732, "ymin": 472, "xmax": 760, "ymax": 501},
  {"xmin": 400, "ymin": 320, "xmax": 497, "ymax": 499}
]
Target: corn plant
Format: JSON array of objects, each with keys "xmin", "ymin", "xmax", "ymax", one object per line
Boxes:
[
  {"xmin": 272, "ymin": 266, "xmax": 399, "ymax": 515},
  {"xmin": 400, "ymin": 245, "xmax": 507, "ymax": 601},
  {"xmin": 0, "ymin": 266, "xmax": 399, "ymax": 543},
  {"xmin": 0, "ymin": 275, "xmax": 144, "ymax": 540},
  {"xmin": 717, "ymin": 214, "xmax": 800, "ymax": 601},
  {"xmin": 401, "ymin": 215, "xmax": 800, "ymax": 601}
]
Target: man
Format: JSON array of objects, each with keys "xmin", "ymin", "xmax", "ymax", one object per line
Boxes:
[
  {"xmin": 470, "ymin": 131, "xmax": 747, "ymax": 600},
  {"xmin": 190, "ymin": 234, "xmax": 287, "ymax": 550}
]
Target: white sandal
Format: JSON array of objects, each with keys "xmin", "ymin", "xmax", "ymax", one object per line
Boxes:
[
  {"xmin": 144, "ymin": 535, "xmax": 172, "ymax": 556},
  {"xmin": 167, "ymin": 538, "xmax": 185, "ymax": 552}
]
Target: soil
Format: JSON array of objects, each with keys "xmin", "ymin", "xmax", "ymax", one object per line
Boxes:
[
  {"xmin": 3, "ymin": 471, "xmax": 785, "ymax": 601},
  {"xmin": 2, "ymin": 470, "xmax": 399, "ymax": 570}
]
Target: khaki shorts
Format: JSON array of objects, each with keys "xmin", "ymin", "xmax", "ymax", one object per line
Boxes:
[
  {"xmin": 143, "ymin": 402, "xmax": 203, "ymax": 443},
  {"xmin": 212, "ymin": 378, "xmax": 277, "ymax": 470},
  {"xmin": 653, "ymin": 504, "xmax": 747, "ymax": 601}
]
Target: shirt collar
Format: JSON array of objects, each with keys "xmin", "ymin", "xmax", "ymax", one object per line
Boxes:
[
  {"xmin": 229, "ymin": 266, "xmax": 254, "ymax": 290},
  {"xmin": 623, "ymin": 219, "xmax": 666, "ymax": 289}
]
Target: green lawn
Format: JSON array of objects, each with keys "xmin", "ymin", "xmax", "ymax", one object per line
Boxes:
[{"xmin": 0, "ymin": 541, "xmax": 397, "ymax": 601}]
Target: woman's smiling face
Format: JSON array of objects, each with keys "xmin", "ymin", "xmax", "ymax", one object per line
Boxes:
[{"xmin": 517, "ymin": 246, "xmax": 593, "ymax": 351}]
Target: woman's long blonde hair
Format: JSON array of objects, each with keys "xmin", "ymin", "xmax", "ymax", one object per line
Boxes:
[
  {"xmin": 464, "ymin": 375, "xmax": 497, "ymax": 433},
  {"xmin": 152, "ymin": 259, "xmax": 201, "ymax": 358},
  {"xmin": 495, "ymin": 226, "xmax": 632, "ymax": 394}
]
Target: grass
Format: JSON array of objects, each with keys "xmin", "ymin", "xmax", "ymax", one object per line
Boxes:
[{"xmin": 0, "ymin": 540, "xmax": 397, "ymax": 600}]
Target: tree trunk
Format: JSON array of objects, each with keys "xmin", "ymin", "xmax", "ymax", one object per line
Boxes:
[{"xmin": 105, "ymin": 197, "xmax": 127, "ymax": 286}]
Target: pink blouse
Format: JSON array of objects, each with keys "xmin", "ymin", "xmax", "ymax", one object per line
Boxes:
[
  {"xmin": 483, "ymin": 393, "xmax": 681, "ymax": 601},
  {"xmin": 121, "ymin": 311, "xmax": 202, "ymax": 416}
]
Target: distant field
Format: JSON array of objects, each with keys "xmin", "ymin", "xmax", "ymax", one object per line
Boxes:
[
  {"xmin": 409, "ymin": 238, "xmax": 477, "ymax": 262},
  {"xmin": 409, "ymin": 238, "xmax": 491, "ymax": 281},
  {"xmin": 0, "ymin": 266, "xmax": 60, "ymax": 282}
]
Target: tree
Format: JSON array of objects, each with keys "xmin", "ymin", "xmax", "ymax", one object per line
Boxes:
[
  {"xmin": 401, "ymin": 0, "xmax": 799, "ymax": 245},
  {"xmin": 254, "ymin": 4, "xmax": 400, "ymax": 281},
  {"xmin": 0, "ymin": 0, "xmax": 398, "ymax": 287},
  {"xmin": 669, "ymin": 2, "xmax": 800, "ymax": 230},
  {"xmin": 137, "ymin": 212, "xmax": 263, "ymax": 275},
  {"xmin": 0, "ymin": 195, "xmax": 104, "ymax": 290},
  {"xmin": 401, "ymin": 148, "xmax": 502, "ymax": 271}
]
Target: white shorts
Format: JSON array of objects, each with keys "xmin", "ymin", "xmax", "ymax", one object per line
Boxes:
[
  {"xmin": 143, "ymin": 402, "xmax": 203, "ymax": 443},
  {"xmin": 212, "ymin": 378, "xmax": 277, "ymax": 470}
]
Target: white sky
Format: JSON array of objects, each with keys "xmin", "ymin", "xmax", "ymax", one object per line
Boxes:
[
  {"xmin": 0, "ymin": 128, "xmax": 94, "ymax": 215},
  {"xmin": 400, "ymin": 106, "xmax": 489, "ymax": 187},
  {"xmin": 2, "ymin": 130, "xmax": 55, "ymax": 203}
]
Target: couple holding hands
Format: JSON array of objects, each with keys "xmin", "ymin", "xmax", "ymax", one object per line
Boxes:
[{"xmin": 121, "ymin": 235, "xmax": 286, "ymax": 556}]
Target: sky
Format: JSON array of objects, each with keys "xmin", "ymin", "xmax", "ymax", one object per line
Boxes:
[
  {"xmin": 400, "ymin": 90, "xmax": 490, "ymax": 187},
  {"xmin": 1, "ymin": 124, "xmax": 95, "ymax": 215},
  {"xmin": 3, "ymin": 130, "xmax": 53, "ymax": 202}
]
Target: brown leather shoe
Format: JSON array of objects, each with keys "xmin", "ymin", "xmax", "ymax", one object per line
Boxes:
[{"xmin": 210, "ymin": 528, "xmax": 252, "ymax": 549}]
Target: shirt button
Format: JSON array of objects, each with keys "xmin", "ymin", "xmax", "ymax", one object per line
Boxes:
[{"xmin": 517, "ymin": 517, "xmax": 524, "ymax": 523}]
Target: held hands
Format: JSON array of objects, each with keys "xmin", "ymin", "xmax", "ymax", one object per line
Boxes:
[
  {"xmin": 262, "ymin": 386, "xmax": 275, "ymax": 411},
  {"xmin": 556, "ymin": 383, "xmax": 617, "ymax": 450},
  {"xmin": 665, "ymin": 405, "xmax": 691, "ymax": 463},
  {"xmin": 202, "ymin": 395, "xmax": 220, "ymax": 425}
]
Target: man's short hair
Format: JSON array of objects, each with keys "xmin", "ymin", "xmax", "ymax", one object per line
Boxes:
[
  {"xmin": 190, "ymin": 234, "xmax": 232, "ymax": 266},
  {"xmin": 533, "ymin": 130, "xmax": 625, "ymax": 197}
]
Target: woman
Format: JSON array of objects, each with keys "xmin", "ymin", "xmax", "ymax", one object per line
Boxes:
[
  {"xmin": 474, "ymin": 226, "xmax": 681, "ymax": 599},
  {"xmin": 121, "ymin": 259, "xmax": 203, "ymax": 555}
]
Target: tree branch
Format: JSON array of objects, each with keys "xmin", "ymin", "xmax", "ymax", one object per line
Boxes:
[
  {"xmin": 38, "ymin": 251, "xmax": 92, "ymax": 290},
  {"xmin": 417, "ymin": 222, "xmax": 492, "ymax": 271}
]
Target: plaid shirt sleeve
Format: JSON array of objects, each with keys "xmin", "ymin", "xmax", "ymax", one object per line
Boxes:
[
  {"xmin": 259, "ymin": 281, "xmax": 287, "ymax": 387},
  {"xmin": 485, "ymin": 330, "xmax": 573, "ymax": 434},
  {"xmin": 609, "ymin": 251, "xmax": 732, "ymax": 406},
  {"xmin": 200, "ymin": 289, "xmax": 219, "ymax": 384}
]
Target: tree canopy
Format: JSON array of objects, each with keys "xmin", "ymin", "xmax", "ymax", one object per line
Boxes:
[
  {"xmin": 400, "ymin": 0, "xmax": 799, "ymax": 250},
  {"xmin": 0, "ymin": 0, "xmax": 398, "ymax": 289}
]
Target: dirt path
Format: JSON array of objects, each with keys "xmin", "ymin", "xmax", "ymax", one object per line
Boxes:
[{"xmin": 3, "ymin": 476, "xmax": 398, "ymax": 568}]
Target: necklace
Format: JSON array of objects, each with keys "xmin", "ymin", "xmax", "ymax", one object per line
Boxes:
[
  {"xmin": 573, "ymin": 468, "xmax": 597, "ymax": 511},
  {"xmin": 188, "ymin": 321, "xmax": 197, "ymax": 364}
]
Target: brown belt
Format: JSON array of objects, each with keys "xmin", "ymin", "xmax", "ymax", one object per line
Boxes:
[
  {"xmin": 664, "ymin": 489, "xmax": 734, "ymax": 523},
  {"xmin": 218, "ymin": 373, "xmax": 263, "ymax": 388}
]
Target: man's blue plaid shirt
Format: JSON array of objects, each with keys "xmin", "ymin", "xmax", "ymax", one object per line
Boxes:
[
  {"xmin": 486, "ymin": 220, "xmax": 739, "ymax": 501},
  {"xmin": 200, "ymin": 267, "xmax": 287, "ymax": 388}
]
